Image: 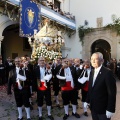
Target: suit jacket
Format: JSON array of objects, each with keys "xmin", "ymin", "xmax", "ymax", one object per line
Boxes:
[
  {"xmin": 86, "ymin": 66, "xmax": 116, "ymax": 114},
  {"xmin": 7, "ymin": 68, "xmax": 31, "ymax": 94}
]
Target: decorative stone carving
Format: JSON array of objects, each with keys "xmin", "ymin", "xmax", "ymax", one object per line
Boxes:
[{"xmin": 97, "ymin": 17, "xmax": 103, "ymax": 28}]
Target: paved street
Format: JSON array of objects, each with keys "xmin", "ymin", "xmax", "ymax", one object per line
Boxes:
[{"xmin": 0, "ymin": 79, "xmax": 120, "ymax": 120}]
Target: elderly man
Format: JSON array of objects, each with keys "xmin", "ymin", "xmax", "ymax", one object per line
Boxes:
[
  {"xmin": 84, "ymin": 52, "xmax": 116, "ymax": 120},
  {"xmin": 57, "ymin": 59, "xmax": 80, "ymax": 120},
  {"xmin": 33, "ymin": 56, "xmax": 54, "ymax": 120},
  {"xmin": 7, "ymin": 57, "xmax": 31, "ymax": 120}
]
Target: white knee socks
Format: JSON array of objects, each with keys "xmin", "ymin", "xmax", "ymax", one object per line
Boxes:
[
  {"xmin": 83, "ymin": 102, "xmax": 87, "ymax": 112},
  {"xmin": 72, "ymin": 105, "xmax": 77, "ymax": 114},
  {"xmin": 25, "ymin": 107, "xmax": 30, "ymax": 119},
  {"xmin": 64, "ymin": 105, "xmax": 69, "ymax": 115},
  {"xmin": 47, "ymin": 106, "xmax": 51, "ymax": 116},
  {"xmin": 38, "ymin": 106, "xmax": 42, "ymax": 117},
  {"xmin": 17, "ymin": 107, "xmax": 22, "ymax": 119}
]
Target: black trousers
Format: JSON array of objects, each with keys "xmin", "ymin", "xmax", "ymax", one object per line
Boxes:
[
  {"xmin": 81, "ymin": 89, "xmax": 88, "ymax": 102},
  {"xmin": 91, "ymin": 111, "xmax": 111, "ymax": 120},
  {"xmin": 14, "ymin": 87, "xmax": 30, "ymax": 107},
  {"xmin": 53, "ymin": 80, "xmax": 60, "ymax": 96},
  {"xmin": 61, "ymin": 89, "xmax": 78, "ymax": 105},
  {"xmin": 37, "ymin": 89, "xmax": 52, "ymax": 107}
]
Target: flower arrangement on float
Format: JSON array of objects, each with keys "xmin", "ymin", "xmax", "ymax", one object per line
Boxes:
[{"xmin": 31, "ymin": 43, "xmax": 62, "ymax": 61}]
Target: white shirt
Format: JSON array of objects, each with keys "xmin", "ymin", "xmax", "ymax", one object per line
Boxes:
[
  {"xmin": 16, "ymin": 67, "xmax": 19, "ymax": 74},
  {"xmin": 64, "ymin": 67, "xmax": 72, "ymax": 81},
  {"xmin": 92, "ymin": 65, "xmax": 102, "ymax": 86},
  {"xmin": 64, "ymin": 67, "xmax": 74, "ymax": 88},
  {"xmin": 40, "ymin": 67, "xmax": 45, "ymax": 80}
]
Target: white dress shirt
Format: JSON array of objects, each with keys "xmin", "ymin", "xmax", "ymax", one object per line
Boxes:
[
  {"xmin": 92, "ymin": 65, "xmax": 102, "ymax": 86},
  {"xmin": 40, "ymin": 67, "xmax": 45, "ymax": 81},
  {"xmin": 64, "ymin": 67, "xmax": 74, "ymax": 88}
]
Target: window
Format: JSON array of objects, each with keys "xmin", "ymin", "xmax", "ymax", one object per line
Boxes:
[{"xmin": 54, "ymin": 0, "xmax": 61, "ymax": 10}]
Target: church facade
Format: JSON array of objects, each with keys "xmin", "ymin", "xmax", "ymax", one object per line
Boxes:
[{"xmin": 0, "ymin": 0, "xmax": 120, "ymax": 61}]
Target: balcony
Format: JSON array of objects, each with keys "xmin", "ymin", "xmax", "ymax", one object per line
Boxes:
[{"xmin": 6, "ymin": 0, "xmax": 76, "ymax": 30}]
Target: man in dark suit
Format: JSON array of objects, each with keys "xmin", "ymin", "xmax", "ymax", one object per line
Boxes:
[{"xmin": 84, "ymin": 52, "xmax": 116, "ymax": 120}]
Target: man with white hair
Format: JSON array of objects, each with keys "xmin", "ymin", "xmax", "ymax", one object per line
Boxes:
[{"xmin": 84, "ymin": 52, "xmax": 116, "ymax": 120}]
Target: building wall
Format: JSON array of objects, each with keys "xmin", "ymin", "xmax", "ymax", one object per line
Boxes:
[
  {"xmin": 63, "ymin": 0, "xmax": 120, "ymax": 60},
  {"xmin": 0, "ymin": 8, "xmax": 31, "ymax": 60},
  {"xmin": 1, "ymin": 1, "xmax": 120, "ymax": 60},
  {"xmin": 69, "ymin": 0, "xmax": 120, "ymax": 28}
]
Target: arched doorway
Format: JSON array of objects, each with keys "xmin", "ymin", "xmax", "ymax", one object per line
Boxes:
[
  {"xmin": 91, "ymin": 39, "xmax": 111, "ymax": 65},
  {"xmin": 2, "ymin": 24, "xmax": 31, "ymax": 62}
]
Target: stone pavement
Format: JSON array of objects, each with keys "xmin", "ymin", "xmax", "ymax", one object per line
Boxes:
[{"xmin": 0, "ymin": 79, "xmax": 120, "ymax": 120}]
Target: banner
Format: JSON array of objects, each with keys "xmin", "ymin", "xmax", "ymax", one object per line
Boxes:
[{"xmin": 19, "ymin": 0, "xmax": 40, "ymax": 37}]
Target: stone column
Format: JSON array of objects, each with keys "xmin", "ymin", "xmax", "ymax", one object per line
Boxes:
[{"xmin": 0, "ymin": 36, "xmax": 4, "ymax": 55}]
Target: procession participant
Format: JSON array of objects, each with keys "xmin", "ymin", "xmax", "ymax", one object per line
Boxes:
[
  {"xmin": 24, "ymin": 59, "xmax": 34, "ymax": 110},
  {"xmin": 78, "ymin": 59, "xmax": 91, "ymax": 116},
  {"xmin": 33, "ymin": 56, "xmax": 54, "ymax": 120},
  {"xmin": 51, "ymin": 58, "xmax": 62, "ymax": 107},
  {"xmin": 7, "ymin": 57, "xmax": 31, "ymax": 120},
  {"xmin": 74, "ymin": 58, "xmax": 83, "ymax": 97},
  {"xmin": 57, "ymin": 59, "xmax": 80, "ymax": 120},
  {"xmin": 68, "ymin": 58, "xmax": 79, "ymax": 107}
]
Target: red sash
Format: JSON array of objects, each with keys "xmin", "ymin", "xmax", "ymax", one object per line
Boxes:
[
  {"xmin": 61, "ymin": 81, "xmax": 73, "ymax": 91},
  {"xmin": 38, "ymin": 82, "xmax": 47, "ymax": 90}
]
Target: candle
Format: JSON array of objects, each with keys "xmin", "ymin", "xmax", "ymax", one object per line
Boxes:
[{"xmin": 58, "ymin": 31, "xmax": 61, "ymax": 36}]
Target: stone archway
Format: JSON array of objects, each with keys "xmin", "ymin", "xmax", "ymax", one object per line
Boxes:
[
  {"xmin": 82, "ymin": 28, "xmax": 119, "ymax": 60},
  {"xmin": 91, "ymin": 39, "xmax": 111, "ymax": 65}
]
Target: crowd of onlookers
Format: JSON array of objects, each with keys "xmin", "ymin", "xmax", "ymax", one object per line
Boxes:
[
  {"xmin": 105, "ymin": 58, "xmax": 120, "ymax": 79},
  {"xmin": 41, "ymin": 0, "xmax": 75, "ymax": 20}
]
